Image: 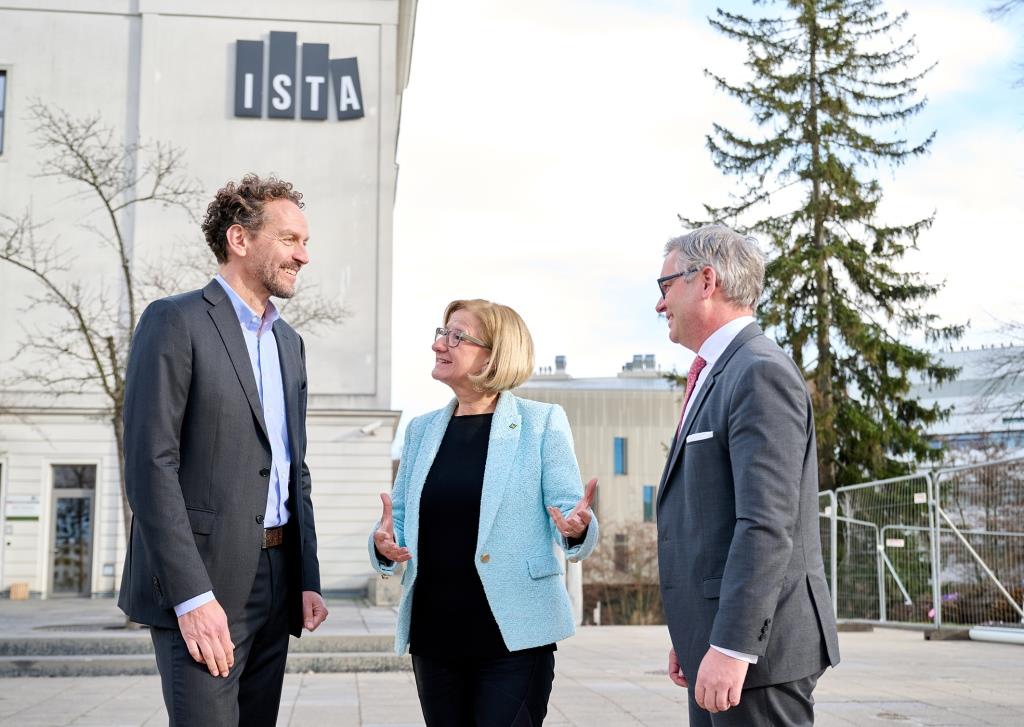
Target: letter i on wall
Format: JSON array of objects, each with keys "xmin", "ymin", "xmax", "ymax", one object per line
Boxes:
[{"xmin": 234, "ymin": 40, "xmax": 264, "ymax": 117}]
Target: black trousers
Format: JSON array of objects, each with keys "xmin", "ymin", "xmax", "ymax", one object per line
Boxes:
[
  {"xmin": 151, "ymin": 546, "xmax": 291, "ymax": 727},
  {"xmin": 412, "ymin": 649, "xmax": 556, "ymax": 727},
  {"xmin": 687, "ymin": 670, "xmax": 824, "ymax": 727}
]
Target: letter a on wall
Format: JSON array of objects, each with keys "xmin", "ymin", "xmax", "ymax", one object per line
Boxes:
[{"xmin": 330, "ymin": 58, "xmax": 365, "ymax": 120}]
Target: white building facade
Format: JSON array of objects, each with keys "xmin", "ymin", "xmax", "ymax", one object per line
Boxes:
[{"xmin": 0, "ymin": 0, "xmax": 417, "ymax": 597}]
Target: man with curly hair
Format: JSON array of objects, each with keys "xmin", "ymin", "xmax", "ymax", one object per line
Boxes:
[{"xmin": 119, "ymin": 174, "xmax": 328, "ymax": 726}]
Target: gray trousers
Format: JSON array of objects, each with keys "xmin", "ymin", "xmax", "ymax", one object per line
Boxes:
[
  {"xmin": 687, "ymin": 670, "xmax": 823, "ymax": 727},
  {"xmin": 151, "ymin": 546, "xmax": 291, "ymax": 727}
]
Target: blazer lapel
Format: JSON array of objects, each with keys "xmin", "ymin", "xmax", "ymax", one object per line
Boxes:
[
  {"xmin": 657, "ymin": 322, "xmax": 764, "ymax": 509},
  {"xmin": 272, "ymin": 320, "xmax": 302, "ymax": 477},
  {"xmin": 477, "ymin": 392, "xmax": 521, "ymax": 548},
  {"xmin": 404, "ymin": 399, "xmax": 457, "ymax": 557},
  {"xmin": 204, "ymin": 280, "xmax": 270, "ymax": 444}
]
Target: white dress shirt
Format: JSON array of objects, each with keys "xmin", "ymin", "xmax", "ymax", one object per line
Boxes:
[{"xmin": 684, "ymin": 315, "xmax": 760, "ymax": 665}]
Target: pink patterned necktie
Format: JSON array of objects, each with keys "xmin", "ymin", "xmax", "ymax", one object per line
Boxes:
[{"xmin": 676, "ymin": 355, "xmax": 707, "ymax": 439}]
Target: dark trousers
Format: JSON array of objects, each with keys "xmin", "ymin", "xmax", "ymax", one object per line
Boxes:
[
  {"xmin": 412, "ymin": 649, "xmax": 556, "ymax": 727},
  {"xmin": 151, "ymin": 546, "xmax": 291, "ymax": 727},
  {"xmin": 687, "ymin": 670, "xmax": 824, "ymax": 727}
]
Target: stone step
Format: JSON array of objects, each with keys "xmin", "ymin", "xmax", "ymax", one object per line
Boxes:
[
  {"xmin": 0, "ymin": 633, "xmax": 394, "ymax": 657},
  {"xmin": 0, "ymin": 651, "xmax": 410, "ymax": 678}
]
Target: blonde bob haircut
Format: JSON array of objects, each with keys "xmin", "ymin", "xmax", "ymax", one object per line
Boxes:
[{"xmin": 443, "ymin": 299, "xmax": 535, "ymax": 394}]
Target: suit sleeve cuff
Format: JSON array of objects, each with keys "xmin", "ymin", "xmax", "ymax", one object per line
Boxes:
[
  {"xmin": 710, "ymin": 644, "xmax": 759, "ymax": 664},
  {"xmin": 174, "ymin": 591, "xmax": 215, "ymax": 617}
]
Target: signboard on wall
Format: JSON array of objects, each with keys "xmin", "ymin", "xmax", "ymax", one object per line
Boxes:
[
  {"xmin": 5, "ymin": 495, "xmax": 41, "ymax": 520},
  {"xmin": 235, "ymin": 31, "xmax": 364, "ymax": 121}
]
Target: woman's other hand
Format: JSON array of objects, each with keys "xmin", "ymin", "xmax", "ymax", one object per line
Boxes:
[
  {"xmin": 374, "ymin": 493, "xmax": 412, "ymax": 562},
  {"xmin": 547, "ymin": 478, "xmax": 597, "ymax": 539}
]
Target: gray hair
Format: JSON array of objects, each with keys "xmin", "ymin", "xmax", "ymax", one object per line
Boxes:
[{"xmin": 663, "ymin": 225, "xmax": 766, "ymax": 310}]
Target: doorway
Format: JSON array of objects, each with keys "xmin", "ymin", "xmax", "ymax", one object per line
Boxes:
[{"xmin": 50, "ymin": 464, "xmax": 96, "ymax": 596}]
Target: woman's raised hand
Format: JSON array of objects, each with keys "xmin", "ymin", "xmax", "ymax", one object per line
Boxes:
[
  {"xmin": 547, "ymin": 478, "xmax": 598, "ymax": 539},
  {"xmin": 373, "ymin": 493, "xmax": 412, "ymax": 562}
]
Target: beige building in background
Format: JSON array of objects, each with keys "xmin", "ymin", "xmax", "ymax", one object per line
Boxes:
[
  {"xmin": 0, "ymin": 0, "xmax": 417, "ymax": 597},
  {"xmin": 518, "ymin": 354, "xmax": 682, "ymax": 531}
]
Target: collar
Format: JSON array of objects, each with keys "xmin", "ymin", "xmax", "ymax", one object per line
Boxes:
[
  {"xmin": 696, "ymin": 315, "xmax": 756, "ymax": 368},
  {"xmin": 215, "ymin": 274, "xmax": 279, "ymax": 336}
]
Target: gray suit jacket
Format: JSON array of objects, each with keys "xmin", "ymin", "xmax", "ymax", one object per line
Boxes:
[
  {"xmin": 657, "ymin": 322, "xmax": 839, "ymax": 689},
  {"xmin": 118, "ymin": 280, "xmax": 320, "ymax": 636}
]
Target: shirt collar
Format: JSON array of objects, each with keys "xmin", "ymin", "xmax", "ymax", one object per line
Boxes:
[
  {"xmin": 215, "ymin": 274, "xmax": 279, "ymax": 336},
  {"xmin": 696, "ymin": 315, "xmax": 756, "ymax": 369}
]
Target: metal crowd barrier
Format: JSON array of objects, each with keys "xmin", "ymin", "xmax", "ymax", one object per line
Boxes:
[{"xmin": 816, "ymin": 458, "xmax": 1024, "ymax": 629}]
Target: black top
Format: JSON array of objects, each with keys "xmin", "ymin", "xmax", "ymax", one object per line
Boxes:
[{"xmin": 409, "ymin": 413, "xmax": 555, "ymax": 661}]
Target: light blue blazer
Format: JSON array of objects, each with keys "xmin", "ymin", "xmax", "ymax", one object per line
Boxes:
[{"xmin": 368, "ymin": 391, "xmax": 599, "ymax": 655}]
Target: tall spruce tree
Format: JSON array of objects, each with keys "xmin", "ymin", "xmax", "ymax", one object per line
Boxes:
[{"xmin": 683, "ymin": 0, "xmax": 963, "ymax": 490}]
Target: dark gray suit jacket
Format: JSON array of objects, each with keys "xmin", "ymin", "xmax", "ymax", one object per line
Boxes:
[
  {"xmin": 118, "ymin": 280, "xmax": 320, "ymax": 637},
  {"xmin": 657, "ymin": 322, "xmax": 839, "ymax": 689}
]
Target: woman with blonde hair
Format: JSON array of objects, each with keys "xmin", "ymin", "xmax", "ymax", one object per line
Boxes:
[{"xmin": 369, "ymin": 298, "xmax": 598, "ymax": 726}]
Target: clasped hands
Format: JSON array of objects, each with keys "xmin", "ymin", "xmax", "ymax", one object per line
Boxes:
[{"xmin": 668, "ymin": 646, "xmax": 749, "ymax": 714}]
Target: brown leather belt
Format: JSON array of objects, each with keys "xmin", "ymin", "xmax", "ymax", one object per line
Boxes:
[{"xmin": 262, "ymin": 526, "xmax": 285, "ymax": 549}]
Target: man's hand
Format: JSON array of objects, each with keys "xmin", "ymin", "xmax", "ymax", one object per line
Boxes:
[
  {"xmin": 548, "ymin": 478, "xmax": 598, "ymax": 539},
  {"xmin": 695, "ymin": 647, "xmax": 749, "ymax": 713},
  {"xmin": 302, "ymin": 591, "xmax": 328, "ymax": 632},
  {"xmin": 668, "ymin": 648, "xmax": 688, "ymax": 687},
  {"xmin": 177, "ymin": 599, "xmax": 234, "ymax": 677},
  {"xmin": 373, "ymin": 493, "xmax": 411, "ymax": 562}
]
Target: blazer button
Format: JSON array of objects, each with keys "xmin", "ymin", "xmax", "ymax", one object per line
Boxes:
[
  {"xmin": 256, "ymin": 514, "xmax": 264, "ymax": 524},
  {"xmin": 259, "ymin": 467, "xmax": 271, "ymax": 477},
  {"xmin": 480, "ymin": 553, "xmax": 490, "ymax": 563}
]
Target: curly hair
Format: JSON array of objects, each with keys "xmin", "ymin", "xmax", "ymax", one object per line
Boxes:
[{"xmin": 201, "ymin": 174, "xmax": 304, "ymax": 263}]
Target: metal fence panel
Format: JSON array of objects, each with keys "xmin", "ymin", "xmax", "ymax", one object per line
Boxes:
[
  {"xmin": 833, "ymin": 474, "xmax": 935, "ymax": 624},
  {"xmin": 934, "ymin": 459, "xmax": 1024, "ymax": 626}
]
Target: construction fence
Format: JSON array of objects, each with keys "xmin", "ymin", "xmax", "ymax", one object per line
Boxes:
[{"xmin": 818, "ymin": 458, "xmax": 1024, "ymax": 628}]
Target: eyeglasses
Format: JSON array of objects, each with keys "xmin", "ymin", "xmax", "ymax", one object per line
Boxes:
[
  {"xmin": 434, "ymin": 327, "xmax": 491, "ymax": 349},
  {"xmin": 657, "ymin": 267, "xmax": 702, "ymax": 299}
]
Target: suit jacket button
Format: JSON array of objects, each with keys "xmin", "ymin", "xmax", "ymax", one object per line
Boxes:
[
  {"xmin": 480, "ymin": 553, "xmax": 490, "ymax": 563},
  {"xmin": 259, "ymin": 467, "xmax": 271, "ymax": 477},
  {"xmin": 256, "ymin": 514, "xmax": 264, "ymax": 524}
]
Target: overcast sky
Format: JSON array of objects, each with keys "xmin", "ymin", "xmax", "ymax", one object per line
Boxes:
[{"xmin": 390, "ymin": 0, "xmax": 1024, "ymax": 426}]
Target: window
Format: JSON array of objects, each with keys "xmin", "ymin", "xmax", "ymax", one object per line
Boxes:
[
  {"xmin": 53, "ymin": 465, "xmax": 97, "ymax": 489},
  {"xmin": 0, "ymin": 71, "xmax": 6, "ymax": 155},
  {"xmin": 614, "ymin": 533, "xmax": 629, "ymax": 572},
  {"xmin": 643, "ymin": 485, "xmax": 655, "ymax": 522},
  {"xmin": 613, "ymin": 437, "xmax": 628, "ymax": 475}
]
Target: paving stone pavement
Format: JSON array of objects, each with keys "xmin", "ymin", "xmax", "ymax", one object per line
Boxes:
[{"xmin": 2, "ymin": 622, "xmax": 1023, "ymax": 726}]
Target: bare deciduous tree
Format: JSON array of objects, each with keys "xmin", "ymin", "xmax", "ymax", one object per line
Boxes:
[{"xmin": 1, "ymin": 103, "xmax": 347, "ymax": 545}]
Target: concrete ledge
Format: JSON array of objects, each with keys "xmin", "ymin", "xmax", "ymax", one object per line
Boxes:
[
  {"xmin": 0, "ymin": 633, "xmax": 394, "ymax": 657},
  {"xmin": 923, "ymin": 628, "xmax": 971, "ymax": 641},
  {"xmin": 836, "ymin": 622, "xmax": 874, "ymax": 632},
  {"xmin": 0, "ymin": 651, "xmax": 409, "ymax": 677}
]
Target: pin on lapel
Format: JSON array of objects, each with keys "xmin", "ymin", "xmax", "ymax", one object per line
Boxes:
[{"xmin": 509, "ymin": 423, "xmax": 518, "ymax": 429}]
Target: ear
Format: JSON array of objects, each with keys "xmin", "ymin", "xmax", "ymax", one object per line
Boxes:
[
  {"xmin": 225, "ymin": 223, "xmax": 249, "ymax": 260},
  {"xmin": 701, "ymin": 267, "xmax": 718, "ymax": 300}
]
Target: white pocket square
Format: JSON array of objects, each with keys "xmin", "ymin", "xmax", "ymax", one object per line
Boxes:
[{"xmin": 685, "ymin": 430, "xmax": 714, "ymax": 443}]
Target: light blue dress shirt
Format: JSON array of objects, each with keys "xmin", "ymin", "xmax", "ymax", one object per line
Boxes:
[{"xmin": 174, "ymin": 275, "xmax": 293, "ymax": 617}]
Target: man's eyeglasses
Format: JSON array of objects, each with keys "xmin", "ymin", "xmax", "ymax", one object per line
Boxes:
[
  {"xmin": 657, "ymin": 267, "xmax": 702, "ymax": 299},
  {"xmin": 435, "ymin": 327, "xmax": 491, "ymax": 349}
]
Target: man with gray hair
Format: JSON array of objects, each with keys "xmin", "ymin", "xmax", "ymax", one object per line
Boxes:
[{"xmin": 654, "ymin": 225, "xmax": 839, "ymax": 725}]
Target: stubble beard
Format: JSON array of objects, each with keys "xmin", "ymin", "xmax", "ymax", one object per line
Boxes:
[{"xmin": 258, "ymin": 258, "xmax": 300, "ymax": 299}]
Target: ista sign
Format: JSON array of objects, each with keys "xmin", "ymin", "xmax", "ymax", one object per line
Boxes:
[{"xmin": 235, "ymin": 31, "xmax": 364, "ymax": 121}]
